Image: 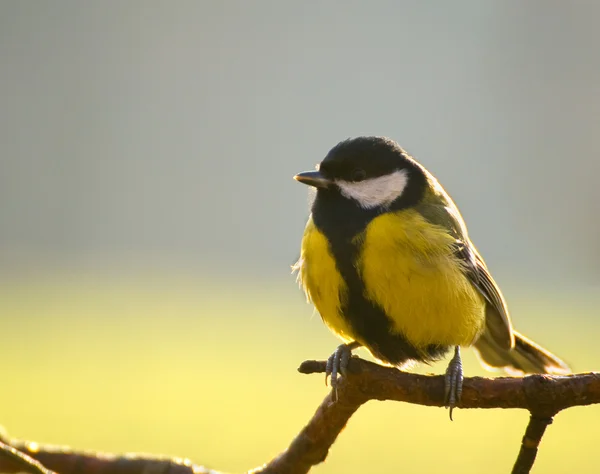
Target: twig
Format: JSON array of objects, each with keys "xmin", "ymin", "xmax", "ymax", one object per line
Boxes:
[
  {"xmin": 512, "ymin": 415, "xmax": 553, "ymax": 474},
  {"xmin": 0, "ymin": 439, "xmax": 58, "ymax": 474},
  {"xmin": 0, "ymin": 437, "xmax": 220, "ymax": 474}
]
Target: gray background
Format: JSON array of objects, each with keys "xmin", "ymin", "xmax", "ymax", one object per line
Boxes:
[{"xmin": 1, "ymin": 1, "xmax": 599, "ymax": 286}]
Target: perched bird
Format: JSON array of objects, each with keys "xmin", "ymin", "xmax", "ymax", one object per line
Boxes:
[{"xmin": 293, "ymin": 136, "xmax": 570, "ymax": 417}]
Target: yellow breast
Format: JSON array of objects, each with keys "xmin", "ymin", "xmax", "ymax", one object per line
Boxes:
[
  {"xmin": 295, "ymin": 217, "xmax": 357, "ymax": 342},
  {"xmin": 358, "ymin": 210, "xmax": 486, "ymax": 348}
]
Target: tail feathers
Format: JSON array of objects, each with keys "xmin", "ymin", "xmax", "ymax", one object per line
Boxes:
[{"xmin": 474, "ymin": 330, "xmax": 571, "ymax": 376}]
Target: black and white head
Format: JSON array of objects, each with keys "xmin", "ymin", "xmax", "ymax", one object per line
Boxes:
[{"xmin": 295, "ymin": 136, "xmax": 427, "ymax": 213}]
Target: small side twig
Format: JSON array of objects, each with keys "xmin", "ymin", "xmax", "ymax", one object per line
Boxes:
[
  {"xmin": 0, "ymin": 439, "xmax": 58, "ymax": 474},
  {"xmin": 512, "ymin": 415, "xmax": 554, "ymax": 474}
]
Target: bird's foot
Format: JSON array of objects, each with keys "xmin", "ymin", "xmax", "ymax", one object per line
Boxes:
[
  {"xmin": 325, "ymin": 342, "xmax": 360, "ymax": 400},
  {"xmin": 444, "ymin": 345, "xmax": 463, "ymax": 421}
]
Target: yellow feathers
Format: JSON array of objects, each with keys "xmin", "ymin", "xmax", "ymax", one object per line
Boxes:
[
  {"xmin": 358, "ymin": 210, "xmax": 485, "ymax": 348},
  {"xmin": 295, "ymin": 217, "xmax": 356, "ymax": 343},
  {"xmin": 296, "ymin": 211, "xmax": 486, "ymax": 353}
]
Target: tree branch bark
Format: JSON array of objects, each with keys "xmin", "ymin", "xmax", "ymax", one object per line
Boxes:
[
  {"xmin": 0, "ymin": 439, "xmax": 57, "ymax": 474},
  {"xmin": 254, "ymin": 358, "xmax": 600, "ymax": 473},
  {"xmin": 298, "ymin": 358, "xmax": 600, "ymax": 413},
  {"xmin": 511, "ymin": 415, "xmax": 553, "ymax": 474},
  {"xmin": 0, "ymin": 437, "xmax": 220, "ymax": 474},
  {"xmin": 2, "ymin": 358, "xmax": 599, "ymax": 474}
]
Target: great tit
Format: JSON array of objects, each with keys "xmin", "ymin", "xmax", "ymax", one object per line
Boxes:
[{"xmin": 293, "ymin": 136, "xmax": 570, "ymax": 417}]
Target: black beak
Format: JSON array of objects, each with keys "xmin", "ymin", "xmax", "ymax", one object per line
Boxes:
[{"xmin": 294, "ymin": 170, "xmax": 332, "ymax": 189}]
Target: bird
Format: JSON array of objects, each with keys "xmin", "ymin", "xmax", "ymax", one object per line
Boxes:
[{"xmin": 293, "ymin": 136, "xmax": 570, "ymax": 418}]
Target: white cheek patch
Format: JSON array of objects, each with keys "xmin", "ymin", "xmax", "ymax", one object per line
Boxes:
[{"xmin": 336, "ymin": 169, "xmax": 409, "ymax": 209}]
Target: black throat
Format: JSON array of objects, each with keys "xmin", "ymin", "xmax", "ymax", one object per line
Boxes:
[{"xmin": 312, "ymin": 189, "xmax": 380, "ymax": 242}]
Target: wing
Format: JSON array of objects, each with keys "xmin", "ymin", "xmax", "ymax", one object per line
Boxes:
[
  {"xmin": 415, "ymin": 188, "xmax": 515, "ymax": 350},
  {"xmin": 454, "ymin": 241, "xmax": 515, "ymax": 350}
]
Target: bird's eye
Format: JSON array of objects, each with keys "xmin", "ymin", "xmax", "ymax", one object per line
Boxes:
[{"xmin": 352, "ymin": 168, "xmax": 366, "ymax": 182}]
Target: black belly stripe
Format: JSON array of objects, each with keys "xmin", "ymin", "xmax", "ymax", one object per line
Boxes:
[{"xmin": 312, "ymin": 190, "xmax": 449, "ymax": 365}]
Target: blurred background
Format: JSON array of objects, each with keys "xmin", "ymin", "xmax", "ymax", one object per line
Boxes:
[{"xmin": 1, "ymin": 1, "xmax": 599, "ymax": 473}]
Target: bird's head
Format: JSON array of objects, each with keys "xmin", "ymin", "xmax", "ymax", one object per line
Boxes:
[{"xmin": 294, "ymin": 136, "xmax": 426, "ymax": 211}]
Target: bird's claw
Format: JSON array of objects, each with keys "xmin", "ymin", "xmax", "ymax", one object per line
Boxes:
[
  {"xmin": 325, "ymin": 342, "xmax": 359, "ymax": 400},
  {"xmin": 444, "ymin": 346, "xmax": 463, "ymax": 421}
]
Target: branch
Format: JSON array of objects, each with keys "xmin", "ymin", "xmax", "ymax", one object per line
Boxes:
[
  {"xmin": 0, "ymin": 439, "xmax": 57, "ymax": 474},
  {"xmin": 253, "ymin": 358, "xmax": 600, "ymax": 474},
  {"xmin": 0, "ymin": 436, "xmax": 221, "ymax": 474},
  {"xmin": 298, "ymin": 358, "xmax": 600, "ymax": 412},
  {"xmin": 2, "ymin": 358, "xmax": 599, "ymax": 474}
]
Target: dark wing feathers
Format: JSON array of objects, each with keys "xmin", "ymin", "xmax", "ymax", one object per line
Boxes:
[
  {"xmin": 457, "ymin": 243, "xmax": 515, "ymax": 350},
  {"xmin": 416, "ymin": 194, "xmax": 515, "ymax": 350}
]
